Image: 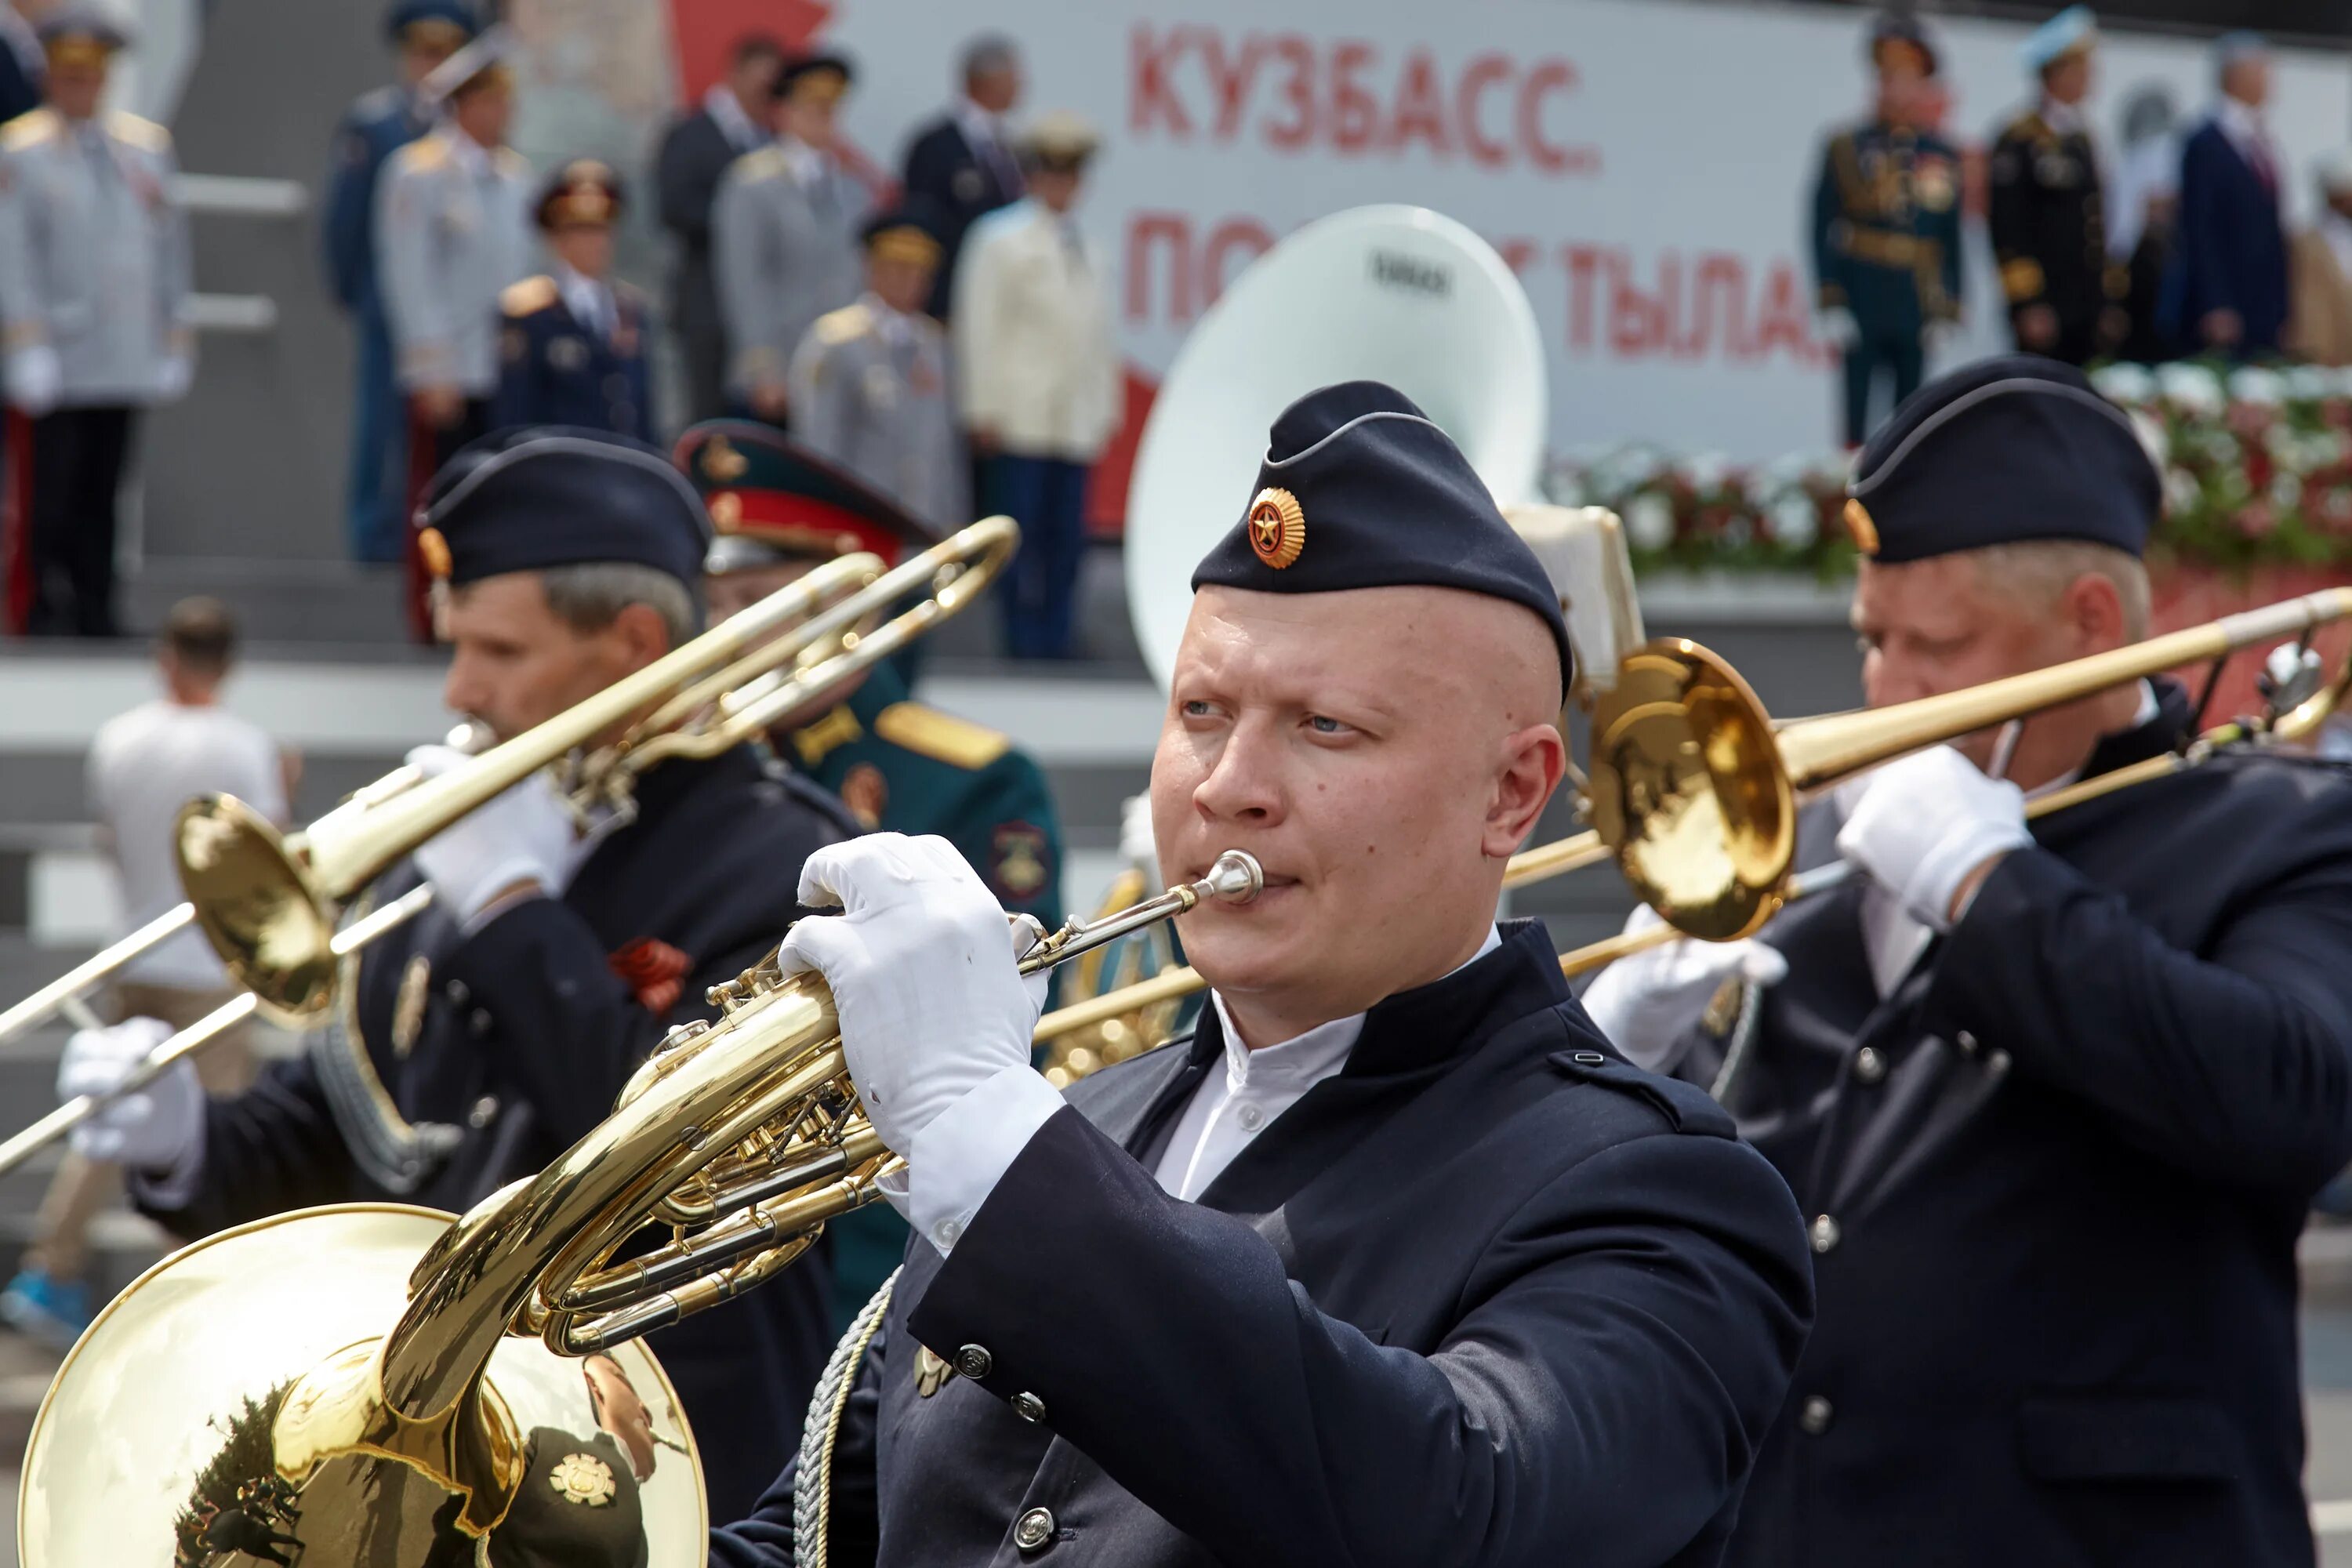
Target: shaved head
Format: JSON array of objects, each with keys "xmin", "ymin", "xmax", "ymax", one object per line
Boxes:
[{"xmin": 1151, "ymin": 583, "xmax": 1566, "ymax": 1047}]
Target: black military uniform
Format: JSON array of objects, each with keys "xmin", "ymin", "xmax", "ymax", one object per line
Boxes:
[
  {"xmin": 712, "ymin": 383, "xmax": 1814, "ymax": 1567},
  {"xmin": 136, "ymin": 430, "xmax": 858, "ymax": 1525},
  {"xmin": 492, "ymin": 161, "xmax": 654, "ymax": 441},
  {"xmin": 1673, "ymin": 359, "xmax": 2352, "ymax": 1566},
  {"xmin": 1987, "ymin": 9, "xmax": 2125, "ymax": 367}
]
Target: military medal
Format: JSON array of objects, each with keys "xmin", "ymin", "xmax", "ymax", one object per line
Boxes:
[
  {"xmin": 915, "ymin": 1344, "xmax": 953, "ymax": 1398},
  {"xmin": 390, "ymin": 954, "xmax": 432, "ymax": 1060}
]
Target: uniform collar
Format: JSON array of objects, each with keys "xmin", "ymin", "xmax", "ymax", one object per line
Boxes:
[
  {"xmin": 444, "ymin": 125, "xmax": 494, "ymax": 178},
  {"xmin": 1189, "ymin": 918, "xmax": 1559, "ymax": 1082},
  {"xmin": 953, "ymin": 97, "xmax": 1004, "ymax": 150},
  {"xmin": 2038, "ymin": 98, "xmax": 2083, "ymax": 136},
  {"xmin": 2078, "ymin": 674, "xmax": 2194, "ymax": 779},
  {"xmin": 859, "ymin": 292, "xmax": 916, "ymax": 347},
  {"xmin": 779, "ymin": 134, "xmax": 829, "ymax": 186},
  {"xmin": 554, "ymin": 262, "xmax": 612, "ymax": 331}
]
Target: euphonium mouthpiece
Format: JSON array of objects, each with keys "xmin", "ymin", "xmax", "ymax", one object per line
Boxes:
[{"xmin": 1201, "ymin": 851, "xmax": 1263, "ymax": 904}]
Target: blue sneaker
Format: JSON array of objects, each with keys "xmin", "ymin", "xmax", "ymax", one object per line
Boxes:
[{"xmin": 0, "ymin": 1268, "xmax": 91, "ymax": 1352}]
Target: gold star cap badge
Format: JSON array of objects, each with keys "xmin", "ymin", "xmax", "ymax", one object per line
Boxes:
[
  {"xmin": 704, "ymin": 435, "xmax": 749, "ymax": 483},
  {"xmin": 1247, "ymin": 487, "xmax": 1305, "ymax": 569},
  {"xmin": 1842, "ymin": 499, "xmax": 1880, "ymax": 557},
  {"xmin": 550, "ymin": 1451, "xmax": 617, "ymax": 1508},
  {"xmin": 416, "ymin": 525, "xmax": 454, "ymax": 581}
]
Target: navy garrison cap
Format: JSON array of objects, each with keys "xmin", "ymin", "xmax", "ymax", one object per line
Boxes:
[
  {"xmin": 418, "ymin": 428, "xmax": 713, "ymax": 589},
  {"xmin": 1191, "ymin": 381, "xmax": 1576, "ymax": 692},
  {"xmin": 1845, "ymin": 355, "xmax": 2158, "ymax": 564},
  {"xmin": 384, "ymin": 1, "xmax": 477, "ymax": 45}
]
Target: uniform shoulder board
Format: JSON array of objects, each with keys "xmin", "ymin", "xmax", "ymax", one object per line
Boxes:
[
  {"xmin": 813, "ymin": 303, "xmax": 874, "ymax": 347},
  {"xmin": 106, "ymin": 111, "xmax": 172, "ymax": 152},
  {"xmin": 395, "ymin": 135, "xmax": 451, "ymax": 174},
  {"xmin": 734, "ymin": 146, "xmax": 789, "ymax": 182},
  {"xmin": 0, "ymin": 108, "xmax": 59, "ymax": 151},
  {"xmin": 501, "ymin": 274, "xmax": 559, "ymax": 318},
  {"xmin": 873, "ymin": 702, "xmax": 1010, "ymax": 770}
]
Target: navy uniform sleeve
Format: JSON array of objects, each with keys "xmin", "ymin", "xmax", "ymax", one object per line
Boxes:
[
  {"xmin": 710, "ymin": 1325, "xmax": 887, "ymax": 1566},
  {"xmin": 655, "ymin": 115, "xmax": 724, "ymax": 248},
  {"xmin": 1809, "ymin": 132, "xmax": 1851, "ymax": 313},
  {"xmin": 489, "ymin": 307, "xmax": 536, "ymax": 431},
  {"xmin": 138, "ymin": 1054, "xmax": 358, "ymax": 1239},
  {"xmin": 1922, "ymin": 840, "xmax": 2352, "ymax": 1197},
  {"xmin": 906, "ymin": 1103, "xmax": 1812, "ymax": 1568},
  {"xmin": 1986, "ymin": 123, "xmax": 2044, "ymax": 318},
  {"xmin": 322, "ymin": 106, "xmax": 385, "ymax": 310}
]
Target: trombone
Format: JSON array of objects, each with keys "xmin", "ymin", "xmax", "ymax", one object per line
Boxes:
[
  {"xmin": 1035, "ymin": 587, "xmax": 2352, "ymax": 1045},
  {"xmin": 20, "ymin": 850, "xmax": 1265, "ymax": 1568},
  {"xmin": 0, "ymin": 517, "xmax": 1018, "ymax": 1179}
]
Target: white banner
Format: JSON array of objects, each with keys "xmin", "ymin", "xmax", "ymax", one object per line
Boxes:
[{"xmin": 829, "ymin": 0, "xmax": 2350, "ymax": 466}]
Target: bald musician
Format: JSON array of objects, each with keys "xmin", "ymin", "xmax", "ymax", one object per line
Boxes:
[{"xmin": 711, "ymin": 381, "xmax": 1814, "ymax": 1567}]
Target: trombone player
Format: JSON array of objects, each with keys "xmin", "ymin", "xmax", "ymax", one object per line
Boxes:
[
  {"xmin": 1586, "ymin": 355, "xmax": 2352, "ymax": 1565},
  {"xmin": 57, "ymin": 429, "xmax": 861, "ymax": 1521},
  {"xmin": 714, "ymin": 382, "xmax": 1815, "ymax": 1566}
]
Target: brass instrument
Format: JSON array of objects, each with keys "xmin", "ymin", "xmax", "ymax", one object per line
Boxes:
[
  {"xmin": 20, "ymin": 851, "xmax": 1261, "ymax": 1568},
  {"xmin": 0, "ymin": 519, "xmax": 1018, "ymax": 1181},
  {"xmin": 1037, "ymin": 589, "xmax": 2352, "ymax": 1045}
]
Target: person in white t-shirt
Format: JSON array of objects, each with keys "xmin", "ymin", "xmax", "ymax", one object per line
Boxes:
[{"xmin": 0, "ymin": 596, "xmax": 290, "ymax": 1348}]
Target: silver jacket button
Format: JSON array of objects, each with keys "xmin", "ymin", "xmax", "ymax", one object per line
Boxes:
[
  {"xmin": 1011, "ymin": 1391, "xmax": 1047, "ymax": 1424},
  {"xmin": 1799, "ymin": 1395, "xmax": 1834, "ymax": 1436},
  {"xmin": 954, "ymin": 1343, "xmax": 993, "ymax": 1380},
  {"xmin": 1853, "ymin": 1047, "xmax": 1886, "ymax": 1084},
  {"xmin": 1013, "ymin": 1505, "xmax": 1055, "ymax": 1551},
  {"xmin": 1809, "ymin": 1214, "xmax": 1842, "ymax": 1254},
  {"xmin": 468, "ymin": 1094, "xmax": 500, "ymax": 1129}
]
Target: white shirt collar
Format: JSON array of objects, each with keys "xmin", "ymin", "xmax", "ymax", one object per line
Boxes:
[
  {"xmin": 1204, "ymin": 922, "xmax": 1504, "ymax": 1073},
  {"xmin": 705, "ymin": 82, "xmax": 767, "ymax": 151},
  {"xmin": 2039, "ymin": 98, "xmax": 2082, "ymax": 136},
  {"xmin": 778, "ymin": 134, "xmax": 828, "ymax": 187},
  {"xmin": 554, "ymin": 263, "xmax": 611, "ymax": 332},
  {"xmin": 445, "ymin": 125, "xmax": 493, "ymax": 178},
  {"xmin": 2216, "ymin": 97, "xmax": 2269, "ymax": 155},
  {"xmin": 953, "ymin": 96, "xmax": 1004, "ymax": 149},
  {"xmin": 859, "ymin": 290, "xmax": 915, "ymax": 347}
]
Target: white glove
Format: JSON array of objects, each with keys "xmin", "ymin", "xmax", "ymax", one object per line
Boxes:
[
  {"xmin": 1817, "ymin": 307, "xmax": 1861, "ymax": 351},
  {"xmin": 406, "ymin": 743, "xmax": 578, "ymax": 928},
  {"xmin": 1835, "ymin": 746, "xmax": 2032, "ymax": 932},
  {"xmin": 777, "ymin": 833, "xmax": 1044, "ymax": 1159},
  {"xmin": 7, "ymin": 345, "xmax": 60, "ymax": 416},
  {"xmin": 1118, "ymin": 793, "xmax": 1158, "ymax": 878},
  {"xmin": 60, "ymin": 1016, "xmax": 201, "ymax": 1172},
  {"xmin": 154, "ymin": 351, "xmax": 194, "ymax": 402},
  {"xmin": 1578, "ymin": 906, "xmax": 1788, "ymax": 1072}
]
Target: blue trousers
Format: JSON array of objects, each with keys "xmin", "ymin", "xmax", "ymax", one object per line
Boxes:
[
  {"xmin": 344, "ymin": 307, "xmax": 408, "ymax": 564},
  {"xmin": 988, "ymin": 452, "xmax": 1091, "ymax": 660}
]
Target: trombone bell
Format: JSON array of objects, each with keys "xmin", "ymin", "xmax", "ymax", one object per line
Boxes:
[
  {"xmin": 1589, "ymin": 641, "xmax": 1793, "ymax": 942},
  {"xmin": 173, "ymin": 794, "xmax": 339, "ymax": 1025}
]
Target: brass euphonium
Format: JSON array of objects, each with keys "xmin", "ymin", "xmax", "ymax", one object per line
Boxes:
[{"xmin": 22, "ymin": 854, "xmax": 1263, "ymax": 1566}]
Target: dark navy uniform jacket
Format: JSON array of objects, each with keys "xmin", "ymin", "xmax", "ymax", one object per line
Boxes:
[
  {"xmin": 715, "ymin": 920, "xmax": 1815, "ymax": 1568},
  {"xmin": 324, "ymin": 85, "xmax": 434, "ymax": 319},
  {"xmin": 1686, "ymin": 684, "xmax": 2352, "ymax": 1568},
  {"xmin": 137, "ymin": 746, "xmax": 856, "ymax": 1524},
  {"xmin": 900, "ymin": 115, "xmax": 1021, "ymax": 318},
  {"xmin": 492, "ymin": 274, "xmax": 655, "ymax": 443},
  {"xmin": 1987, "ymin": 108, "xmax": 2126, "ymax": 365},
  {"xmin": 2176, "ymin": 118, "xmax": 2290, "ymax": 355}
]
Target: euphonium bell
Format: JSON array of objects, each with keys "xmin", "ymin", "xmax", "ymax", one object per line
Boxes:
[{"xmin": 21, "ymin": 852, "xmax": 1261, "ymax": 1567}]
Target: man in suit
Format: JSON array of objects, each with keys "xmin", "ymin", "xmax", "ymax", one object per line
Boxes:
[
  {"xmin": 1587, "ymin": 356, "xmax": 2352, "ymax": 1566},
  {"xmin": 711, "ymin": 381, "xmax": 1815, "ymax": 1567},
  {"xmin": 653, "ymin": 32, "xmax": 782, "ymax": 426},
  {"xmin": 789, "ymin": 205, "xmax": 966, "ymax": 539},
  {"xmin": 713, "ymin": 51, "xmax": 867, "ymax": 431},
  {"xmin": 0, "ymin": 6, "xmax": 192, "ymax": 637},
  {"xmin": 2176, "ymin": 31, "xmax": 2288, "ymax": 358},
  {"xmin": 1988, "ymin": 7, "xmax": 2128, "ymax": 366},
  {"xmin": 684, "ymin": 418, "xmax": 1068, "ymax": 1334},
  {"xmin": 899, "ymin": 35, "xmax": 1023, "ymax": 321},
  {"xmin": 1810, "ymin": 13, "xmax": 1964, "ymax": 447},
  {"xmin": 493, "ymin": 160, "xmax": 654, "ymax": 441},
  {"xmin": 61, "ymin": 430, "xmax": 859, "ymax": 1522},
  {"xmin": 954, "ymin": 113, "xmax": 1121, "ymax": 660},
  {"xmin": 322, "ymin": 0, "xmax": 477, "ymax": 564}
]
